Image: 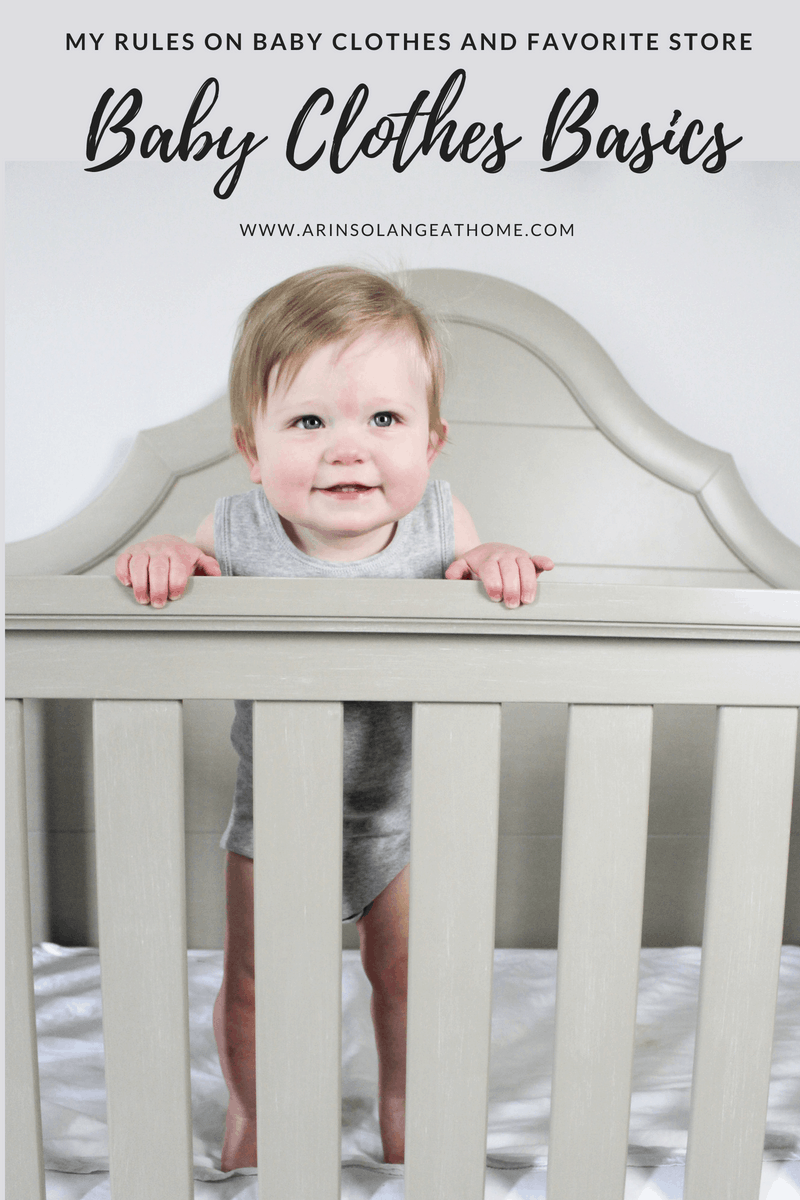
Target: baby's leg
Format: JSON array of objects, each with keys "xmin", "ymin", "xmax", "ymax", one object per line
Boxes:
[
  {"xmin": 357, "ymin": 864, "xmax": 410, "ymax": 1164},
  {"xmin": 213, "ymin": 851, "xmax": 257, "ymax": 1170}
]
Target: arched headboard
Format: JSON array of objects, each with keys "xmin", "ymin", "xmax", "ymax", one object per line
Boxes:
[{"xmin": 7, "ymin": 268, "xmax": 800, "ymax": 587}]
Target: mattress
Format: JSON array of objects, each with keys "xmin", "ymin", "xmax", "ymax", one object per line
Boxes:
[{"xmin": 34, "ymin": 944, "xmax": 800, "ymax": 1199}]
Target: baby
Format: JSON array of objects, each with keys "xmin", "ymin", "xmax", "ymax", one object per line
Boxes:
[{"xmin": 116, "ymin": 266, "xmax": 553, "ymax": 1169}]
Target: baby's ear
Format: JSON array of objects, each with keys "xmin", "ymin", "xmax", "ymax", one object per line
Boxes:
[
  {"xmin": 427, "ymin": 420, "xmax": 448, "ymax": 464},
  {"xmin": 234, "ymin": 427, "xmax": 262, "ymax": 484}
]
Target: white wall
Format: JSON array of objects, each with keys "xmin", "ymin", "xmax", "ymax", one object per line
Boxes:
[{"xmin": 6, "ymin": 157, "xmax": 800, "ymax": 548}]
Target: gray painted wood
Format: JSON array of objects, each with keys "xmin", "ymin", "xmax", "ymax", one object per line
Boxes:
[
  {"xmin": 252, "ymin": 702, "xmax": 343, "ymax": 1200},
  {"xmin": 550, "ymin": 566, "xmax": 765, "ymax": 587},
  {"xmin": 547, "ymin": 706, "xmax": 653, "ymax": 1200},
  {"xmin": 12, "ymin": 579, "xmax": 795, "ymax": 952},
  {"xmin": 443, "ymin": 322, "xmax": 594, "ymax": 428},
  {"xmin": 406, "ymin": 270, "xmax": 800, "ymax": 588},
  {"xmin": 8, "ymin": 576, "xmax": 799, "ymax": 635},
  {"xmin": 5, "ymin": 398, "xmax": 234, "ymax": 576},
  {"xmin": 21, "ymin": 697, "xmax": 793, "ymax": 953},
  {"xmin": 684, "ymin": 706, "xmax": 798, "ymax": 1200},
  {"xmin": 433, "ymin": 424, "xmax": 746, "ymax": 570},
  {"xmin": 89, "ymin": 452, "xmax": 252, "ymax": 578},
  {"xmin": 5, "ymin": 582, "xmax": 800, "ymax": 1187},
  {"xmin": 405, "ymin": 703, "xmax": 501, "ymax": 1200},
  {"xmin": 5, "ymin": 700, "xmax": 46, "ymax": 1200},
  {"xmin": 92, "ymin": 701, "xmax": 193, "ymax": 1200},
  {"xmin": 699, "ymin": 457, "xmax": 800, "ymax": 589},
  {"xmin": 22, "ymin": 699, "xmax": 52, "ymax": 944},
  {"xmin": 8, "ymin": 630, "xmax": 800, "ymax": 706}
]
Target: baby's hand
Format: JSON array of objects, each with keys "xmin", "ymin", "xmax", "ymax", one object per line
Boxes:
[
  {"xmin": 115, "ymin": 535, "xmax": 220, "ymax": 607},
  {"xmin": 445, "ymin": 544, "xmax": 554, "ymax": 608}
]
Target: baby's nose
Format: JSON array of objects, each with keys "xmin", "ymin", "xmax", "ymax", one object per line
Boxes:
[{"xmin": 325, "ymin": 432, "xmax": 367, "ymax": 464}]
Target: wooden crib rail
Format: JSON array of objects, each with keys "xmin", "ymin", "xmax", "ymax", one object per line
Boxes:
[
  {"xmin": 7, "ymin": 574, "xmax": 800, "ymax": 637},
  {"xmin": 92, "ymin": 701, "xmax": 193, "ymax": 1196},
  {"xmin": 253, "ymin": 701, "xmax": 345, "ymax": 1198},
  {"xmin": 6, "ymin": 577, "xmax": 800, "ymax": 1200},
  {"xmin": 685, "ymin": 706, "xmax": 798, "ymax": 1200},
  {"xmin": 547, "ymin": 705, "xmax": 653, "ymax": 1199},
  {"xmin": 6, "ymin": 578, "xmax": 800, "ymax": 707},
  {"xmin": 6, "ymin": 699, "xmax": 46, "ymax": 1200}
]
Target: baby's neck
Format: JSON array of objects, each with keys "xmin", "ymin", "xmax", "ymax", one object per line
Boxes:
[{"xmin": 280, "ymin": 517, "xmax": 398, "ymax": 561}]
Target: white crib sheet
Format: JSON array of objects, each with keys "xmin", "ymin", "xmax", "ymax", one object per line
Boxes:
[{"xmin": 34, "ymin": 945, "xmax": 800, "ymax": 1199}]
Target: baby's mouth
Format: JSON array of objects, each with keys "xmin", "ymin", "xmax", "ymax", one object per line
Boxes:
[{"xmin": 320, "ymin": 483, "xmax": 376, "ymax": 492}]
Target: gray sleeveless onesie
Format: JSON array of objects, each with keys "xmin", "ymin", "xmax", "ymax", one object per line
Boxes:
[{"xmin": 214, "ymin": 480, "xmax": 454, "ymax": 920}]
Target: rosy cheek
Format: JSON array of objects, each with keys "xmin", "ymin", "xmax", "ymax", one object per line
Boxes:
[
  {"xmin": 264, "ymin": 446, "xmax": 314, "ymax": 490},
  {"xmin": 386, "ymin": 456, "xmax": 430, "ymax": 506}
]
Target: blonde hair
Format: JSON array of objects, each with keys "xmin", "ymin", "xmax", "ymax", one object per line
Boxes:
[{"xmin": 229, "ymin": 266, "xmax": 445, "ymax": 451}]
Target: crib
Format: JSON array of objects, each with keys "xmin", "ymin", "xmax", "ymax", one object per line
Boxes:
[{"xmin": 6, "ymin": 270, "xmax": 800, "ymax": 1200}]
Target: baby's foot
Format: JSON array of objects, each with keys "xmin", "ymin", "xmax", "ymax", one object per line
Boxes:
[
  {"xmin": 379, "ymin": 1092, "xmax": 405, "ymax": 1164},
  {"xmin": 221, "ymin": 1107, "xmax": 257, "ymax": 1170}
]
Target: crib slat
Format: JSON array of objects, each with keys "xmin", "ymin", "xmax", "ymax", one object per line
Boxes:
[
  {"xmin": 685, "ymin": 706, "xmax": 798, "ymax": 1200},
  {"xmin": 405, "ymin": 702, "xmax": 501, "ymax": 1200},
  {"xmin": 252, "ymin": 701, "xmax": 343, "ymax": 1200},
  {"xmin": 547, "ymin": 705, "xmax": 653, "ymax": 1200},
  {"xmin": 6, "ymin": 700, "xmax": 46, "ymax": 1200},
  {"xmin": 93, "ymin": 701, "xmax": 193, "ymax": 1200}
]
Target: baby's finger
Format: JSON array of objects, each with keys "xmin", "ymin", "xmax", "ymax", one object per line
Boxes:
[
  {"xmin": 194, "ymin": 554, "xmax": 222, "ymax": 578},
  {"xmin": 518, "ymin": 556, "xmax": 540, "ymax": 605},
  {"xmin": 115, "ymin": 552, "xmax": 133, "ymax": 587},
  {"xmin": 167, "ymin": 566, "xmax": 187, "ymax": 600},
  {"xmin": 148, "ymin": 557, "xmax": 171, "ymax": 608},
  {"xmin": 497, "ymin": 557, "xmax": 522, "ymax": 608},
  {"xmin": 479, "ymin": 558, "xmax": 504, "ymax": 602},
  {"xmin": 445, "ymin": 557, "xmax": 472, "ymax": 581},
  {"xmin": 128, "ymin": 553, "xmax": 155, "ymax": 604},
  {"xmin": 532, "ymin": 556, "xmax": 554, "ymax": 574}
]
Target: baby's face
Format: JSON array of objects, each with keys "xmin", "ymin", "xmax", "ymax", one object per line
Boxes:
[{"xmin": 242, "ymin": 330, "xmax": 443, "ymax": 558}]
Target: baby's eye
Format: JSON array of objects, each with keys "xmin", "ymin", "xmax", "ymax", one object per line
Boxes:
[
  {"xmin": 294, "ymin": 415, "xmax": 323, "ymax": 430},
  {"xmin": 371, "ymin": 412, "xmax": 396, "ymax": 428}
]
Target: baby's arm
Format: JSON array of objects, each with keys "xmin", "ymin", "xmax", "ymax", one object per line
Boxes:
[
  {"xmin": 115, "ymin": 513, "xmax": 219, "ymax": 607},
  {"xmin": 445, "ymin": 496, "xmax": 553, "ymax": 608}
]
